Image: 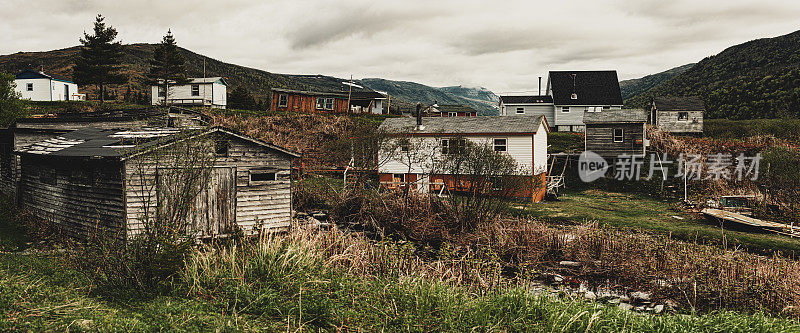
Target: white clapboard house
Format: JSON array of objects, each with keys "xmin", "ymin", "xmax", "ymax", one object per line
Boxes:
[
  {"xmin": 545, "ymin": 71, "xmax": 623, "ymax": 132},
  {"xmin": 14, "ymin": 70, "xmax": 84, "ymax": 102},
  {"xmin": 377, "ymin": 115, "xmax": 550, "ymax": 202},
  {"xmin": 151, "ymin": 77, "xmax": 228, "ymax": 109}
]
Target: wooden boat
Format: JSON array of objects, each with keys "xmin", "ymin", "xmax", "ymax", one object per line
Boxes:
[{"xmin": 701, "ymin": 208, "xmax": 800, "ymax": 237}]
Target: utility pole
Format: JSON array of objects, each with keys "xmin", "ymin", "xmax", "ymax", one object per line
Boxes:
[{"xmin": 347, "ymin": 74, "xmax": 353, "ymax": 113}]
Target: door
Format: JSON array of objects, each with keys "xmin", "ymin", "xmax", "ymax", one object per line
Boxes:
[
  {"xmin": 64, "ymin": 84, "xmax": 69, "ymax": 101},
  {"xmin": 157, "ymin": 167, "xmax": 236, "ymax": 237}
]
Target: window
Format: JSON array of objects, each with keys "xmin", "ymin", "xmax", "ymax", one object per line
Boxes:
[
  {"xmin": 26, "ymin": 83, "xmax": 33, "ymax": 91},
  {"xmin": 393, "ymin": 173, "xmax": 405, "ymax": 183},
  {"xmin": 613, "ymin": 128, "xmax": 624, "ymax": 143},
  {"xmin": 561, "ymin": 107, "xmax": 570, "ymax": 113},
  {"xmin": 441, "ymin": 138, "xmax": 465, "ymax": 155},
  {"xmin": 678, "ymin": 112, "xmax": 689, "ymax": 121},
  {"xmin": 493, "ymin": 138, "xmax": 507, "ymax": 152},
  {"xmin": 603, "ymin": 106, "xmax": 611, "ymax": 110},
  {"xmin": 586, "ymin": 106, "xmax": 601, "ymax": 113},
  {"xmin": 215, "ymin": 140, "xmax": 229, "ymax": 156},
  {"xmin": 400, "ymin": 143, "xmax": 409, "ymax": 152},
  {"xmin": 191, "ymin": 84, "xmax": 200, "ymax": 96},
  {"xmin": 278, "ymin": 94, "xmax": 288, "ymax": 107},
  {"xmin": 448, "ymin": 112, "xmax": 457, "ymax": 117},
  {"xmin": 571, "ymin": 93, "xmax": 578, "ymax": 100},
  {"xmin": 249, "ymin": 169, "xmax": 278, "ymax": 184},
  {"xmin": 316, "ymin": 97, "xmax": 335, "ymax": 110},
  {"xmin": 516, "ymin": 107, "xmax": 525, "ymax": 114},
  {"xmin": 158, "ymin": 86, "xmax": 166, "ymax": 97}
]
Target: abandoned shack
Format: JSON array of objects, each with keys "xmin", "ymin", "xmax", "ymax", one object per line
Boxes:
[
  {"xmin": 0, "ymin": 107, "xmax": 210, "ymax": 198},
  {"xmin": 651, "ymin": 96, "xmax": 705, "ymax": 134},
  {"xmin": 584, "ymin": 109, "xmax": 648, "ymax": 158},
  {"xmin": 15, "ymin": 126, "xmax": 299, "ymax": 240}
]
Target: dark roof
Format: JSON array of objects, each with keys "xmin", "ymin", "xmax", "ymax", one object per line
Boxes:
[
  {"xmin": 583, "ymin": 109, "xmax": 647, "ymax": 124},
  {"xmin": 16, "ymin": 126, "xmax": 300, "ymax": 159},
  {"xmin": 271, "ymin": 88, "xmax": 349, "ymax": 98},
  {"xmin": 548, "ymin": 71, "xmax": 622, "ymax": 106},
  {"xmin": 499, "ymin": 95, "xmax": 553, "ymax": 104},
  {"xmin": 424, "ymin": 104, "xmax": 477, "ymax": 114},
  {"xmin": 653, "ymin": 96, "xmax": 706, "ymax": 111},
  {"xmin": 13, "ymin": 107, "xmax": 211, "ymax": 126},
  {"xmin": 350, "ymin": 91, "xmax": 387, "ymax": 100},
  {"xmin": 15, "ymin": 69, "xmax": 74, "ymax": 84},
  {"xmin": 378, "ymin": 115, "xmax": 547, "ymax": 134}
]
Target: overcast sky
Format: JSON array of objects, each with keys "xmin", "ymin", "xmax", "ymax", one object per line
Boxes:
[{"xmin": 2, "ymin": 0, "xmax": 800, "ymax": 94}]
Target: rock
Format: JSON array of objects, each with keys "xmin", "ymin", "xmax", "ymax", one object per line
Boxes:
[
  {"xmin": 73, "ymin": 319, "xmax": 94, "ymax": 329},
  {"xmin": 631, "ymin": 291, "xmax": 651, "ymax": 302},
  {"xmin": 654, "ymin": 305, "xmax": 665, "ymax": 314},
  {"xmin": 618, "ymin": 303, "xmax": 633, "ymax": 311},
  {"xmin": 619, "ymin": 295, "xmax": 631, "ymax": 303},
  {"xmin": 607, "ymin": 298, "xmax": 620, "ymax": 304},
  {"xmin": 549, "ymin": 274, "xmax": 565, "ymax": 283},
  {"xmin": 584, "ymin": 291, "xmax": 597, "ymax": 300},
  {"xmin": 559, "ymin": 260, "xmax": 582, "ymax": 267},
  {"xmin": 634, "ymin": 306, "xmax": 646, "ymax": 312}
]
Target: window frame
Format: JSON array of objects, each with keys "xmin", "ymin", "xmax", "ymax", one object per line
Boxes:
[
  {"xmin": 158, "ymin": 86, "xmax": 166, "ymax": 97},
  {"xmin": 26, "ymin": 83, "xmax": 33, "ymax": 91},
  {"xmin": 278, "ymin": 94, "xmax": 288, "ymax": 107},
  {"xmin": 191, "ymin": 84, "xmax": 200, "ymax": 96},
  {"xmin": 249, "ymin": 169, "xmax": 279, "ymax": 185},
  {"xmin": 448, "ymin": 112, "xmax": 457, "ymax": 117},
  {"xmin": 324, "ymin": 98, "xmax": 334, "ymax": 110},
  {"xmin": 493, "ymin": 138, "xmax": 508, "ymax": 152},
  {"xmin": 613, "ymin": 128, "xmax": 624, "ymax": 143},
  {"xmin": 561, "ymin": 107, "xmax": 570, "ymax": 113},
  {"xmin": 214, "ymin": 140, "xmax": 229, "ymax": 157},
  {"xmin": 677, "ymin": 111, "xmax": 689, "ymax": 121},
  {"xmin": 515, "ymin": 107, "xmax": 525, "ymax": 114}
]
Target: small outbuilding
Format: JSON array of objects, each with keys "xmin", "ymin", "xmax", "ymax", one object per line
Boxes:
[
  {"xmin": 584, "ymin": 109, "xmax": 648, "ymax": 158},
  {"xmin": 14, "ymin": 70, "xmax": 84, "ymax": 101},
  {"xmin": 15, "ymin": 126, "xmax": 299, "ymax": 240},
  {"xmin": 651, "ymin": 96, "xmax": 704, "ymax": 134}
]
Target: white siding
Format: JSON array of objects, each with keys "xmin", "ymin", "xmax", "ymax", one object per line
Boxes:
[
  {"xmin": 212, "ymin": 82, "xmax": 227, "ymax": 108},
  {"xmin": 533, "ymin": 122, "xmax": 548, "ymax": 174},
  {"xmin": 150, "ymin": 81, "xmax": 227, "ymax": 108},
  {"xmin": 14, "ymin": 79, "xmax": 80, "ymax": 101},
  {"xmin": 553, "ymin": 105, "xmax": 622, "ymax": 130},
  {"xmin": 500, "ymin": 103, "xmax": 555, "ymax": 127}
]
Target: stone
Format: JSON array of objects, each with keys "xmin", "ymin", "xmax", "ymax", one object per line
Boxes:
[
  {"xmin": 607, "ymin": 298, "xmax": 620, "ymax": 304},
  {"xmin": 634, "ymin": 306, "xmax": 646, "ymax": 312},
  {"xmin": 618, "ymin": 303, "xmax": 633, "ymax": 311},
  {"xmin": 631, "ymin": 291, "xmax": 651, "ymax": 302},
  {"xmin": 559, "ymin": 260, "xmax": 582, "ymax": 267},
  {"xmin": 654, "ymin": 305, "xmax": 665, "ymax": 314},
  {"xmin": 619, "ymin": 295, "xmax": 630, "ymax": 303},
  {"xmin": 584, "ymin": 291, "xmax": 597, "ymax": 300}
]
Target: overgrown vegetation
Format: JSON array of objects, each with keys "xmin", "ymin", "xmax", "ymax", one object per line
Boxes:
[{"xmin": 0, "ymin": 72, "xmax": 28, "ymax": 126}]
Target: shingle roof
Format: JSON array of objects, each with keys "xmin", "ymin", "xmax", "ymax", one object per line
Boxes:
[
  {"xmin": 16, "ymin": 126, "xmax": 300, "ymax": 159},
  {"xmin": 653, "ymin": 96, "xmax": 706, "ymax": 111},
  {"xmin": 350, "ymin": 91, "xmax": 387, "ymax": 100},
  {"xmin": 271, "ymin": 88, "xmax": 349, "ymax": 98},
  {"xmin": 548, "ymin": 71, "xmax": 622, "ymax": 106},
  {"xmin": 583, "ymin": 109, "xmax": 647, "ymax": 124},
  {"xmin": 188, "ymin": 77, "xmax": 228, "ymax": 86},
  {"xmin": 425, "ymin": 104, "xmax": 477, "ymax": 114},
  {"xmin": 378, "ymin": 115, "xmax": 546, "ymax": 134},
  {"xmin": 499, "ymin": 95, "xmax": 553, "ymax": 104}
]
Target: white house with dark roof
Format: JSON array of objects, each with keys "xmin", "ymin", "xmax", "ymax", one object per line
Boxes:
[
  {"xmin": 545, "ymin": 70, "xmax": 624, "ymax": 132},
  {"xmin": 150, "ymin": 77, "xmax": 228, "ymax": 109},
  {"xmin": 14, "ymin": 70, "xmax": 84, "ymax": 102},
  {"xmin": 498, "ymin": 95, "xmax": 555, "ymax": 128},
  {"xmin": 377, "ymin": 115, "xmax": 549, "ymax": 202}
]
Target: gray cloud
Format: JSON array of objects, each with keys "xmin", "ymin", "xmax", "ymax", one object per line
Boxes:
[{"xmin": 1, "ymin": 0, "xmax": 800, "ymax": 93}]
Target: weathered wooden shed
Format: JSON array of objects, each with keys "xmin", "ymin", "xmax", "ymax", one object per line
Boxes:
[
  {"xmin": 270, "ymin": 88, "xmax": 350, "ymax": 113},
  {"xmin": 584, "ymin": 109, "xmax": 648, "ymax": 158},
  {"xmin": 651, "ymin": 96, "xmax": 704, "ymax": 134},
  {"xmin": 15, "ymin": 126, "xmax": 299, "ymax": 240},
  {"xmin": 0, "ymin": 107, "xmax": 210, "ymax": 199}
]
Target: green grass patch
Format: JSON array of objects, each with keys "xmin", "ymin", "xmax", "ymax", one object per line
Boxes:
[
  {"xmin": 513, "ymin": 189, "xmax": 800, "ymax": 255},
  {"xmin": 704, "ymin": 118, "xmax": 800, "ymax": 142},
  {"xmin": 549, "ymin": 132, "xmax": 584, "ymax": 153}
]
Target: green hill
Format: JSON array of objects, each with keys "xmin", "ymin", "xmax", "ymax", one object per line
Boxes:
[
  {"xmin": 626, "ymin": 30, "xmax": 800, "ymax": 119},
  {"xmin": 359, "ymin": 78, "xmax": 498, "ymax": 115},
  {"xmin": 619, "ymin": 63, "xmax": 694, "ymax": 100}
]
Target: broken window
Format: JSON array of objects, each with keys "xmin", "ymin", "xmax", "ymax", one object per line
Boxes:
[{"xmin": 215, "ymin": 140, "xmax": 229, "ymax": 157}]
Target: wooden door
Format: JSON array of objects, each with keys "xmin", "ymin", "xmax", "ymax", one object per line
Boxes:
[{"xmin": 158, "ymin": 167, "xmax": 236, "ymax": 238}]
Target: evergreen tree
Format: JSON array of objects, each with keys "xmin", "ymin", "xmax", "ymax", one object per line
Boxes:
[
  {"xmin": 73, "ymin": 14, "xmax": 127, "ymax": 103},
  {"xmin": 0, "ymin": 73, "xmax": 28, "ymax": 126},
  {"xmin": 148, "ymin": 30, "xmax": 187, "ymax": 106},
  {"xmin": 228, "ymin": 86, "xmax": 256, "ymax": 110}
]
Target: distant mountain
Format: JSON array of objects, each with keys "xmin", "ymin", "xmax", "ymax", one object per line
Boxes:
[
  {"xmin": 626, "ymin": 30, "xmax": 800, "ymax": 119},
  {"xmin": 359, "ymin": 79, "xmax": 499, "ymax": 115},
  {"xmin": 619, "ymin": 63, "xmax": 694, "ymax": 100}
]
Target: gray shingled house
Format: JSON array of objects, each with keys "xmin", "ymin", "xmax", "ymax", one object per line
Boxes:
[
  {"xmin": 584, "ymin": 109, "xmax": 648, "ymax": 158},
  {"xmin": 651, "ymin": 96, "xmax": 704, "ymax": 134},
  {"xmin": 15, "ymin": 126, "xmax": 299, "ymax": 240}
]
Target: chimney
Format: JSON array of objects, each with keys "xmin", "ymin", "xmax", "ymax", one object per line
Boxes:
[
  {"xmin": 415, "ymin": 103, "xmax": 424, "ymax": 130},
  {"xmin": 538, "ymin": 77, "xmax": 542, "ymax": 96}
]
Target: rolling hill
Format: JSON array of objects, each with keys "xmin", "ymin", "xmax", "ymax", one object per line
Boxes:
[
  {"xmin": 0, "ymin": 44, "xmax": 495, "ymax": 113},
  {"xmin": 619, "ymin": 63, "xmax": 694, "ymax": 100},
  {"xmin": 626, "ymin": 30, "xmax": 800, "ymax": 119},
  {"xmin": 359, "ymin": 79, "xmax": 499, "ymax": 115}
]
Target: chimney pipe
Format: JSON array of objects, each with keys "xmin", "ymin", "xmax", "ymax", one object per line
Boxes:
[
  {"xmin": 538, "ymin": 76, "xmax": 542, "ymax": 96},
  {"xmin": 415, "ymin": 103, "xmax": 424, "ymax": 130}
]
